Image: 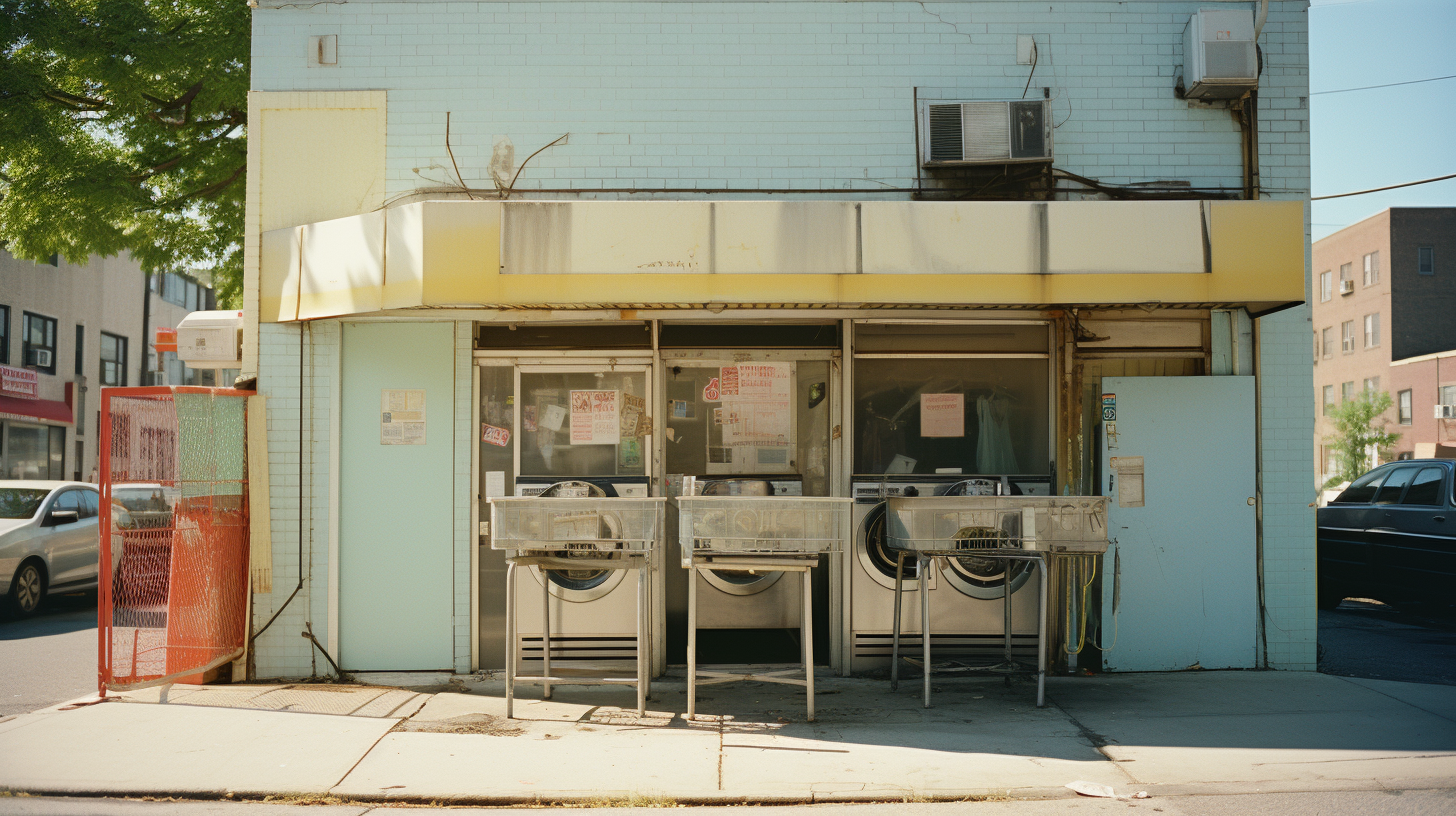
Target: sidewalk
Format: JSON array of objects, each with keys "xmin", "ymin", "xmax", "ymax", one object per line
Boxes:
[{"xmin": 1, "ymin": 670, "xmax": 1454, "ymax": 805}]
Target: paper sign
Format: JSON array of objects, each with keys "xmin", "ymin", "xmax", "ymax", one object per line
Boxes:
[
  {"xmin": 621, "ymin": 393, "xmax": 649, "ymax": 438},
  {"xmin": 570, "ymin": 389, "xmax": 620, "ymax": 445},
  {"xmin": 540, "ymin": 403, "xmax": 567, "ymax": 432},
  {"xmin": 703, "ymin": 378, "xmax": 721, "ymax": 401},
  {"xmin": 381, "ymin": 389, "xmax": 426, "ymax": 445},
  {"xmin": 920, "ymin": 393, "xmax": 965, "ymax": 438},
  {"xmin": 720, "ymin": 399, "xmax": 790, "ymax": 447},
  {"xmin": 522, "ymin": 405, "xmax": 538, "ymax": 432},
  {"xmin": 718, "ymin": 363, "xmax": 790, "ymax": 399},
  {"xmin": 482, "ymin": 423, "xmax": 511, "ymax": 447},
  {"xmin": 1111, "ymin": 456, "xmax": 1145, "ymax": 508},
  {"xmin": 484, "ymin": 470, "xmax": 506, "ymax": 498}
]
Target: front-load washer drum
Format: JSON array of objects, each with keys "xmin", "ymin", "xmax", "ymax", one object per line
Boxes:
[
  {"xmin": 856, "ymin": 502, "xmax": 924, "ymax": 590},
  {"xmin": 700, "ymin": 568, "xmax": 784, "ymax": 596},
  {"xmin": 939, "ymin": 553, "xmax": 1033, "ymax": 599},
  {"xmin": 533, "ymin": 480, "xmax": 629, "ymax": 601}
]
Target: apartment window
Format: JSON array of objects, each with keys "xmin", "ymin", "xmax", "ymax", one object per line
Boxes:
[
  {"xmin": 1441, "ymin": 385, "xmax": 1456, "ymax": 406},
  {"xmin": 0, "ymin": 304, "xmax": 9, "ymax": 365},
  {"xmin": 74, "ymin": 325, "xmax": 85, "ymax": 376},
  {"xmin": 1418, "ymin": 246, "xmax": 1435, "ymax": 275},
  {"xmin": 1398, "ymin": 390, "xmax": 1413, "ymax": 425},
  {"xmin": 1363, "ymin": 313, "xmax": 1381, "ymax": 348},
  {"xmin": 1341, "ymin": 381, "xmax": 1355, "ymax": 403},
  {"xmin": 1322, "ymin": 327, "xmax": 1334, "ymax": 358},
  {"xmin": 1319, "ymin": 271, "xmax": 1332, "ymax": 302},
  {"xmin": 1322, "ymin": 385, "xmax": 1335, "ymax": 416},
  {"xmin": 1339, "ymin": 262, "xmax": 1353, "ymax": 292},
  {"xmin": 100, "ymin": 333, "xmax": 128, "ymax": 387},
  {"xmin": 1363, "ymin": 377, "xmax": 1380, "ymax": 394},
  {"xmin": 21, "ymin": 312, "xmax": 57, "ymax": 375},
  {"xmin": 1340, "ymin": 320, "xmax": 1355, "ymax": 353},
  {"xmin": 1363, "ymin": 251, "xmax": 1380, "ymax": 285}
]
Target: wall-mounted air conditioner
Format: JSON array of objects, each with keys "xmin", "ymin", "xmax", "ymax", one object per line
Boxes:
[
  {"xmin": 920, "ymin": 100, "xmax": 1053, "ymax": 166},
  {"xmin": 26, "ymin": 348, "xmax": 52, "ymax": 369},
  {"xmin": 176, "ymin": 310, "xmax": 244, "ymax": 369},
  {"xmin": 1339, "ymin": 280, "xmax": 1355, "ymax": 295},
  {"xmin": 1437, "ymin": 405, "xmax": 1456, "ymax": 419},
  {"xmin": 1181, "ymin": 9, "xmax": 1258, "ymax": 100}
]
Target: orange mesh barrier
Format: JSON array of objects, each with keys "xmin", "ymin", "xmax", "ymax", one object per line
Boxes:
[{"xmin": 99, "ymin": 387, "xmax": 254, "ymax": 693}]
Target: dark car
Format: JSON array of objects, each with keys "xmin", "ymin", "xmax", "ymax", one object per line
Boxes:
[{"xmin": 1316, "ymin": 459, "xmax": 1456, "ymax": 610}]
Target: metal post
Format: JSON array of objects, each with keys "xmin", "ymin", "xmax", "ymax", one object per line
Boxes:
[
  {"xmin": 1003, "ymin": 558, "xmax": 1013, "ymax": 665},
  {"xmin": 541, "ymin": 571, "xmax": 552, "ymax": 700},
  {"xmin": 505, "ymin": 561, "xmax": 516, "ymax": 719},
  {"xmin": 920, "ymin": 555, "xmax": 931, "ymax": 709},
  {"xmin": 803, "ymin": 567, "xmax": 815, "ymax": 722},
  {"xmin": 1037, "ymin": 556, "xmax": 1048, "ymax": 708},
  {"xmin": 687, "ymin": 566, "xmax": 698, "ymax": 721},
  {"xmin": 636, "ymin": 558, "xmax": 647, "ymax": 717},
  {"xmin": 891, "ymin": 552, "xmax": 904, "ymax": 691}
]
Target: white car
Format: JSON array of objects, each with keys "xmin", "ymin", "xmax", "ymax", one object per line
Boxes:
[{"xmin": 0, "ymin": 481, "xmax": 102, "ymax": 616}]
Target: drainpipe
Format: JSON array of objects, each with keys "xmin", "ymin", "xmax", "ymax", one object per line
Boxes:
[{"xmin": 140, "ymin": 272, "xmax": 152, "ymax": 386}]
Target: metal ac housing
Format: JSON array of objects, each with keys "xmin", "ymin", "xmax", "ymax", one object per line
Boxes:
[{"xmin": 920, "ymin": 99, "xmax": 1053, "ymax": 166}]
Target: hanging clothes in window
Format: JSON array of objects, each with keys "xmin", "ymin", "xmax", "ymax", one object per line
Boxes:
[{"xmin": 976, "ymin": 394, "xmax": 1019, "ymax": 473}]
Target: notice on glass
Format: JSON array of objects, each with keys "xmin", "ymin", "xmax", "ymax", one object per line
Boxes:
[
  {"xmin": 920, "ymin": 393, "xmax": 964, "ymax": 438},
  {"xmin": 718, "ymin": 362, "xmax": 791, "ymax": 400},
  {"xmin": 720, "ymin": 399, "xmax": 791, "ymax": 447},
  {"xmin": 381, "ymin": 389, "xmax": 426, "ymax": 445},
  {"xmin": 1111, "ymin": 456, "xmax": 1145, "ymax": 508},
  {"xmin": 621, "ymin": 393, "xmax": 649, "ymax": 438},
  {"xmin": 540, "ymin": 403, "xmax": 567, "ymax": 432},
  {"xmin": 570, "ymin": 389, "xmax": 621, "ymax": 445}
]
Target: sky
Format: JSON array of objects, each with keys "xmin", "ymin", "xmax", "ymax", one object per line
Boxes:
[{"xmin": 1308, "ymin": 0, "xmax": 1456, "ymax": 240}]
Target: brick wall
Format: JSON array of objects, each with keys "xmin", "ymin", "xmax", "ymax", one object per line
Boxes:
[{"xmin": 1390, "ymin": 209, "xmax": 1456, "ymax": 361}]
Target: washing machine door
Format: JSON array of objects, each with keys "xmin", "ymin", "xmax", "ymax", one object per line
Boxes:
[
  {"xmin": 533, "ymin": 480, "xmax": 627, "ymax": 601},
  {"xmin": 855, "ymin": 501, "xmax": 924, "ymax": 589},
  {"xmin": 698, "ymin": 478, "xmax": 782, "ymax": 595}
]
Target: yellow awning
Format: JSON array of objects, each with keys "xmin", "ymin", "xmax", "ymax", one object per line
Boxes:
[{"xmin": 259, "ymin": 199, "xmax": 1306, "ymax": 321}]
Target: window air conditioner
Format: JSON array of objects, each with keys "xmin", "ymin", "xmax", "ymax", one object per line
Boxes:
[
  {"xmin": 26, "ymin": 348, "xmax": 52, "ymax": 368},
  {"xmin": 1436, "ymin": 405, "xmax": 1456, "ymax": 419},
  {"xmin": 1181, "ymin": 9, "xmax": 1259, "ymax": 100},
  {"xmin": 1339, "ymin": 280, "xmax": 1355, "ymax": 295},
  {"xmin": 920, "ymin": 100, "xmax": 1053, "ymax": 166}
]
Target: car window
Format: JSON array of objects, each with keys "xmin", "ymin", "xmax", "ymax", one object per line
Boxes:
[
  {"xmin": 0, "ymin": 488, "xmax": 50, "ymax": 519},
  {"xmin": 79, "ymin": 490, "xmax": 100, "ymax": 518},
  {"xmin": 1372, "ymin": 467, "xmax": 1417, "ymax": 505},
  {"xmin": 1334, "ymin": 468, "xmax": 1387, "ymax": 504},
  {"xmin": 52, "ymin": 490, "xmax": 84, "ymax": 518},
  {"xmin": 1400, "ymin": 467, "xmax": 1446, "ymax": 506}
]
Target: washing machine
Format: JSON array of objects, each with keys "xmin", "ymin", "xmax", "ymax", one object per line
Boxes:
[
  {"xmin": 846, "ymin": 475, "xmax": 1047, "ymax": 673},
  {"xmin": 510, "ymin": 477, "xmax": 652, "ymax": 671},
  {"xmin": 681, "ymin": 476, "xmax": 807, "ymax": 630}
]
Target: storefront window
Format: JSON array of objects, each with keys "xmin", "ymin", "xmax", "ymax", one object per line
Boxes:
[
  {"xmin": 518, "ymin": 369, "xmax": 648, "ymax": 478},
  {"xmin": 5, "ymin": 423, "xmax": 64, "ymax": 480},
  {"xmin": 478, "ymin": 366, "xmax": 516, "ymax": 497},
  {"xmin": 853, "ymin": 356, "xmax": 1049, "ymax": 476}
]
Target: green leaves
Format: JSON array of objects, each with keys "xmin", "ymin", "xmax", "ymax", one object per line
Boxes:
[
  {"xmin": 0, "ymin": 0, "xmax": 247, "ymax": 305},
  {"xmin": 1324, "ymin": 390, "xmax": 1402, "ymax": 485}
]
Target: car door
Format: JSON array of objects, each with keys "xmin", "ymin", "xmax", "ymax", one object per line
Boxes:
[
  {"xmin": 1365, "ymin": 465, "xmax": 1419, "ymax": 599},
  {"xmin": 45, "ymin": 489, "xmax": 97, "ymax": 588},
  {"xmin": 1318, "ymin": 466, "xmax": 1390, "ymax": 595},
  {"xmin": 1380, "ymin": 465, "xmax": 1456, "ymax": 604}
]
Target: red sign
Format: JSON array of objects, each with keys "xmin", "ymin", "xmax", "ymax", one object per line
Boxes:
[
  {"xmin": 0, "ymin": 365, "xmax": 39, "ymax": 399},
  {"xmin": 481, "ymin": 423, "xmax": 511, "ymax": 447},
  {"xmin": 702, "ymin": 378, "xmax": 720, "ymax": 401}
]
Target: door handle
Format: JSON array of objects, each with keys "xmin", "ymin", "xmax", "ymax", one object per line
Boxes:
[{"xmin": 1436, "ymin": 516, "xmax": 1447, "ymax": 522}]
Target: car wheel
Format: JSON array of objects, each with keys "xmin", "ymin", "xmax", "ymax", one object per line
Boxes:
[
  {"xmin": 8, "ymin": 560, "xmax": 47, "ymax": 617},
  {"xmin": 1316, "ymin": 580, "xmax": 1345, "ymax": 611}
]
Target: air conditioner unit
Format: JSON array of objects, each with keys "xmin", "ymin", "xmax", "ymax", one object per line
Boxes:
[
  {"xmin": 176, "ymin": 310, "xmax": 244, "ymax": 369},
  {"xmin": 920, "ymin": 100, "xmax": 1053, "ymax": 166},
  {"xmin": 1181, "ymin": 9, "xmax": 1258, "ymax": 100},
  {"xmin": 1339, "ymin": 280, "xmax": 1355, "ymax": 295},
  {"xmin": 1436, "ymin": 405, "xmax": 1456, "ymax": 419},
  {"xmin": 26, "ymin": 348, "xmax": 52, "ymax": 369}
]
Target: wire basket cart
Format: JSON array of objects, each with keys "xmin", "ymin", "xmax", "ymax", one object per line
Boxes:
[
  {"xmin": 885, "ymin": 496, "xmax": 1109, "ymax": 709},
  {"xmin": 489, "ymin": 496, "xmax": 665, "ymax": 718},
  {"xmin": 675, "ymin": 495, "xmax": 851, "ymax": 722}
]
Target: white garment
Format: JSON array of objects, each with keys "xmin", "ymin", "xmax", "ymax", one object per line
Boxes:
[{"xmin": 976, "ymin": 395, "xmax": 1019, "ymax": 473}]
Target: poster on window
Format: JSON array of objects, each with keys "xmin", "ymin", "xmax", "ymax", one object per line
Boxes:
[
  {"xmin": 717, "ymin": 363, "xmax": 790, "ymax": 400},
  {"xmin": 920, "ymin": 393, "xmax": 964, "ymax": 438},
  {"xmin": 381, "ymin": 389, "xmax": 427, "ymax": 445},
  {"xmin": 570, "ymin": 390, "xmax": 621, "ymax": 445}
]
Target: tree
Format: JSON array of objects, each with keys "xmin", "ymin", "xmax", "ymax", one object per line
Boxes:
[
  {"xmin": 1324, "ymin": 390, "xmax": 1401, "ymax": 486},
  {"xmin": 0, "ymin": 1, "xmax": 248, "ymax": 305}
]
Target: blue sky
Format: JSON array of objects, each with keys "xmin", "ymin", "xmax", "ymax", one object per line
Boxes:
[{"xmin": 1309, "ymin": 0, "xmax": 1456, "ymax": 239}]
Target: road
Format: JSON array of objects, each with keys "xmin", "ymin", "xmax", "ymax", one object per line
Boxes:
[
  {"xmin": 1319, "ymin": 599, "xmax": 1456, "ymax": 686},
  {"xmin": 1, "ymin": 790, "xmax": 1454, "ymax": 815},
  {"xmin": 0, "ymin": 592, "xmax": 98, "ymax": 717}
]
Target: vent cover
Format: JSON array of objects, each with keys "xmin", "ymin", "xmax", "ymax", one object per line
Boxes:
[{"xmin": 921, "ymin": 100, "xmax": 1053, "ymax": 166}]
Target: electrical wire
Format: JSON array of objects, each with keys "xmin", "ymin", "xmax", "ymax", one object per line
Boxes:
[
  {"xmin": 1312, "ymin": 74, "xmax": 1456, "ymax": 95},
  {"xmin": 1312, "ymin": 172, "xmax": 1456, "ymax": 200},
  {"xmin": 1063, "ymin": 554, "xmax": 1098, "ymax": 655}
]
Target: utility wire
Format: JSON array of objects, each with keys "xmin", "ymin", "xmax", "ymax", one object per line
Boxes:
[
  {"xmin": 1312, "ymin": 74, "xmax": 1456, "ymax": 95},
  {"xmin": 1312, "ymin": 172, "xmax": 1456, "ymax": 200}
]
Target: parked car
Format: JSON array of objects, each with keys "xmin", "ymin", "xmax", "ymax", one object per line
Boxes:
[
  {"xmin": 0, "ymin": 481, "xmax": 102, "ymax": 616},
  {"xmin": 109, "ymin": 484, "xmax": 179, "ymax": 613},
  {"xmin": 1316, "ymin": 459, "xmax": 1456, "ymax": 610}
]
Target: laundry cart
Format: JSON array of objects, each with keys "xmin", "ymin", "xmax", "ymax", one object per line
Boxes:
[
  {"xmin": 675, "ymin": 495, "xmax": 850, "ymax": 721},
  {"xmin": 885, "ymin": 496, "xmax": 1109, "ymax": 708},
  {"xmin": 489, "ymin": 495, "xmax": 665, "ymax": 718}
]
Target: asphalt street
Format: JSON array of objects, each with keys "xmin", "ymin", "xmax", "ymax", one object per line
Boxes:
[
  {"xmin": 1, "ymin": 790, "xmax": 1454, "ymax": 815},
  {"xmin": 1318, "ymin": 599, "xmax": 1456, "ymax": 686},
  {"xmin": 0, "ymin": 592, "xmax": 98, "ymax": 717}
]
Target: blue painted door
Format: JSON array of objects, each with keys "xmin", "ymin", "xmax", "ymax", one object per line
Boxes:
[
  {"xmin": 340, "ymin": 322, "xmax": 455, "ymax": 670},
  {"xmin": 1099, "ymin": 376, "xmax": 1258, "ymax": 672}
]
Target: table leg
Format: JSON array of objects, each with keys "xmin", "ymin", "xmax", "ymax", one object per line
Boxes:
[
  {"xmin": 1003, "ymin": 558, "xmax": 1013, "ymax": 665},
  {"xmin": 505, "ymin": 561, "xmax": 516, "ymax": 720},
  {"xmin": 1037, "ymin": 557, "xmax": 1048, "ymax": 708},
  {"xmin": 687, "ymin": 567, "xmax": 698, "ymax": 721},
  {"xmin": 803, "ymin": 567, "xmax": 815, "ymax": 722},
  {"xmin": 542, "ymin": 571, "xmax": 552, "ymax": 700},
  {"xmin": 891, "ymin": 552, "xmax": 905, "ymax": 692},
  {"xmin": 920, "ymin": 555, "xmax": 931, "ymax": 709},
  {"xmin": 637, "ymin": 560, "xmax": 647, "ymax": 717}
]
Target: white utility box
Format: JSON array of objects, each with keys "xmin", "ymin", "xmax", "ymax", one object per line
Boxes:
[
  {"xmin": 176, "ymin": 310, "xmax": 244, "ymax": 369},
  {"xmin": 1182, "ymin": 9, "xmax": 1258, "ymax": 100}
]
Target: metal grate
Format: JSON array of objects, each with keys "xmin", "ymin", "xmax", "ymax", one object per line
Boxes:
[{"xmin": 927, "ymin": 103, "xmax": 965, "ymax": 162}]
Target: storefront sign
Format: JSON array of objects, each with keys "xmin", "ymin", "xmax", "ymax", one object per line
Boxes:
[
  {"xmin": 570, "ymin": 389, "xmax": 620, "ymax": 445},
  {"xmin": 381, "ymin": 389, "xmax": 426, "ymax": 445},
  {"xmin": 0, "ymin": 365, "xmax": 38, "ymax": 399},
  {"xmin": 920, "ymin": 393, "xmax": 964, "ymax": 438},
  {"xmin": 481, "ymin": 423, "xmax": 511, "ymax": 447}
]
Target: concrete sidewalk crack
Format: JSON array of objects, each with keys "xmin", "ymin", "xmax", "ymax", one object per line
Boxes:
[
  {"xmin": 717, "ymin": 715, "xmax": 725, "ymax": 791},
  {"xmin": 1332, "ymin": 675, "xmax": 1456, "ymax": 725},
  {"xmin": 1049, "ymin": 696, "xmax": 1142, "ymax": 785}
]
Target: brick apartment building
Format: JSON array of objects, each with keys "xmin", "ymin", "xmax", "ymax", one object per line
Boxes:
[{"xmin": 1312, "ymin": 207, "xmax": 1456, "ymax": 482}]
